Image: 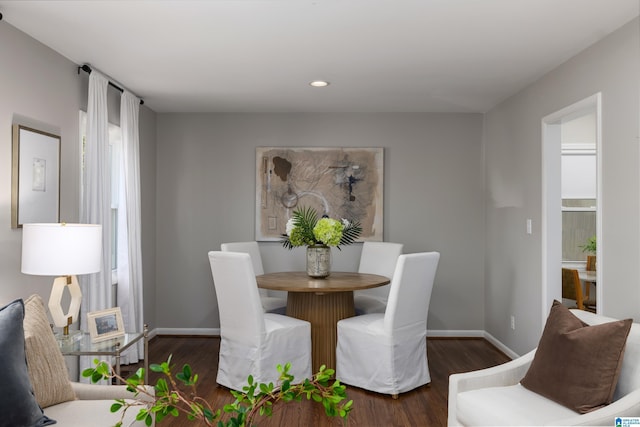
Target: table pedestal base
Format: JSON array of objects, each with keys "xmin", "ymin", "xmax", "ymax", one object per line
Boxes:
[{"xmin": 287, "ymin": 291, "xmax": 355, "ymax": 372}]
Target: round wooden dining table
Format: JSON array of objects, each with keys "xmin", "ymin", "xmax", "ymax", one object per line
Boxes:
[{"xmin": 256, "ymin": 271, "xmax": 390, "ymax": 372}]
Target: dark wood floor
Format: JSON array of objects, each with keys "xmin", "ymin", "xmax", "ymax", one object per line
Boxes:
[{"xmin": 126, "ymin": 336, "xmax": 510, "ymax": 427}]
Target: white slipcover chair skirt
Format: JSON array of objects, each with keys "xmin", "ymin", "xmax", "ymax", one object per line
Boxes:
[
  {"xmin": 208, "ymin": 251, "xmax": 311, "ymax": 391},
  {"xmin": 336, "ymin": 252, "xmax": 440, "ymax": 397}
]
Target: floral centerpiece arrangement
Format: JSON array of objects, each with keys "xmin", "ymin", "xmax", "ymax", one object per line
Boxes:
[
  {"xmin": 282, "ymin": 206, "xmax": 362, "ymax": 277},
  {"xmin": 282, "ymin": 206, "xmax": 362, "ymax": 249}
]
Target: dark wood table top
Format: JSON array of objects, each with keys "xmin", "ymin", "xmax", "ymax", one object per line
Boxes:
[{"xmin": 256, "ymin": 271, "xmax": 390, "ymax": 293}]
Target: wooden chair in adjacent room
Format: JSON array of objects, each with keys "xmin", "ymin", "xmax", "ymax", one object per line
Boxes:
[
  {"xmin": 584, "ymin": 255, "xmax": 596, "ymax": 299},
  {"xmin": 562, "ymin": 267, "xmax": 596, "ymax": 313}
]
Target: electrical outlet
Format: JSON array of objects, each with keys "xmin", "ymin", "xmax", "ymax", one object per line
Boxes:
[{"xmin": 510, "ymin": 315, "xmax": 516, "ymax": 330}]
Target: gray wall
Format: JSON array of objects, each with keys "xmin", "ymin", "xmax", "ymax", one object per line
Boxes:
[
  {"xmin": 0, "ymin": 21, "xmax": 83, "ymax": 303},
  {"xmin": 3, "ymin": 14, "xmax": 639, "ymax": 357},
  {"xmin": 0, "ymin": 21, "xmax": 158, "ymax": 330},
  {"xmin": 155, "ymin": 113, "xmax": 485, "ymax": 331},
  {"xmin": 484, "ymin": 18, "xmax": 640, "ymax": 355}
]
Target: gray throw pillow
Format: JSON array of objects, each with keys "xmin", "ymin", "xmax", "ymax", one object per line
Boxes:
[{"xmin": 0, "ymin": 299, "xmax": 56, "ymax": 427}]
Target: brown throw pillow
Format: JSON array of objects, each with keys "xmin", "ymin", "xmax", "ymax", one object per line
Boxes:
[
  {"xmin": 23, "ymin": 294, "xmax": 76, "ymax": 408},
  {"xmin": 521, "ymin": 300, "xmax": 632, "ymax": 413}
]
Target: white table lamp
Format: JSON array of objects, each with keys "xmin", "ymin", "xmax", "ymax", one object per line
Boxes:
[{"xmin": 21, "ymin": 223, "xmax": 102, "ymax": 336}]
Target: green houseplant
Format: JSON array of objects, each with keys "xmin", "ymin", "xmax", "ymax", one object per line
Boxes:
[
  {"xmin": 580, "ymin": 235, "xmax": 596, "ymax": 254},
  {"xmin": 83, "ymin": 358, "xmax": 352, "ymax": 427},
  {"xmin": 580, "ymin": 234, "xmax": 597, "ymax": 271}
]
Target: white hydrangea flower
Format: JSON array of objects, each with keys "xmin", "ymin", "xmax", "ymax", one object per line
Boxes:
[
  {"xmin": 341, "ymin": 218, "xmax": 350, "ymax": 227},
  {"xmin": 285, "ymin": 218, "xmax": 295, "ymax": 236}
]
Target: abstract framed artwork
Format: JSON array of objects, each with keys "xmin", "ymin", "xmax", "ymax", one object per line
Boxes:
[
  {"xmin": 255, "ymin": 147, "xmax": 384, "ymax": 242},
  {"xmin": 11, "ymin": 125, "xmax": 60, "ymax": 228}
]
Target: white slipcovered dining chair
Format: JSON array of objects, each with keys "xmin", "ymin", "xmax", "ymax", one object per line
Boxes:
[
  {"xmin": 220, "ymin": 241, "xmax": 287, "ymax": 313},
  {"xmin": 208, "ymin": 251, "xmax": 312, "ymax": 391},
  {"xmin": 354, "ymin": 241, "xmax": 403, "ymax": 314},
  {"xmin": 336, "ymin": 252, "xmax": 440, "ymax": 398}
]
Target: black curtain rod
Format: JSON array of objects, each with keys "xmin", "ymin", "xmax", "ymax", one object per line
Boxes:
[{"xmin": 78, "ymin": 64, "xmax": 144, "ymax": 105}]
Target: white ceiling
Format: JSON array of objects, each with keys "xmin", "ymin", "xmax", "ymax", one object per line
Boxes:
[{"xmin": 0, "ymin": 1, "xmax": 637, "ymax": 113}]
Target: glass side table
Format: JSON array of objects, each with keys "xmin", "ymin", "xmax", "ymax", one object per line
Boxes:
[{"xmin": 59, "ymin": 324, "xmax": 149, "ymax": 384}]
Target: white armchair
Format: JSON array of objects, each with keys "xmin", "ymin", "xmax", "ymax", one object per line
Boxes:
[{"xmin": 448, "ymin": 309, "xmax": 640, "ymax": 426}]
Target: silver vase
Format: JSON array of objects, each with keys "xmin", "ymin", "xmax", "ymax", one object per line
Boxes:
[{"xmin": 306, "ymin": 244, "xmax": 331, "ymax": 278}]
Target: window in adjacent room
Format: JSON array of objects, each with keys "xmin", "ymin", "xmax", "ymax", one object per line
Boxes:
[{"xmin": 560, "ymin": 111, "xmax": 596, "ymax": 263}]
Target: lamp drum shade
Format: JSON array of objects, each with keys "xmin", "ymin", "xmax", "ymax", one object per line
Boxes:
[{"xmin": 21, "ymin": 223, "xmax": 102, "ymax": 276}]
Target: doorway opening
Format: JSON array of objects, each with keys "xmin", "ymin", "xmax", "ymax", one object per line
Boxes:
[{"xmin": 542, "ymin": 93, "xmax": 602, "ymax": 323}]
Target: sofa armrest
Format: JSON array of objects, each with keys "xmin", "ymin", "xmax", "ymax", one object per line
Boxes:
[
  {"xmin": 71, "ymin": 382, "xmax": 155, "ymax": 402},
  {"xmin": 447, "ymin": 349, "xmax": 535, "ymax": 426},
  {"xmin": 549, "ymin": 389, "xmax": 640, "ymax": 426}
]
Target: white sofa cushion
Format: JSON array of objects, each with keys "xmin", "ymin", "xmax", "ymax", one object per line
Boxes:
[
  {"xmin": 44, "ymin": 399, "xmax": 147, "ymax": 427},
  {"xmin": 457, "ymin": 383, "xmax": 578, "ymax": 426}
]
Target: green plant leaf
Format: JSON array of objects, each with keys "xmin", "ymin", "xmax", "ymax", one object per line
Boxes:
[
  {"xmin": 149, "ymin": 363, "xmax": 164, "ymax": 373},
  {"xmin": 580, "ymin": 235, "xmax": 596, "ymax": 253},
  {"xmin": 155, "ymin": 378, "xmax": 169, "ymax": 393},
  {"xmin": 96, "ymin": 357, "xmax": 352, "ymax": 426},
  {"xmin": 135, "ymin": 409, "xmax": 149, "ymax": 421},
  {"xmin": 339, "ymin": 219, "xmax": 362, "ymax": 248},
  {"xmin": 134, "ymin": 367, "xmax": 146, "ymax": 379}
]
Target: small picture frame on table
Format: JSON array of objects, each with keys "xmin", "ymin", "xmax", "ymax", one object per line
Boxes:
[{"xmin": 87, "ymin": 307, "xmax": 125, "ymax": 343}]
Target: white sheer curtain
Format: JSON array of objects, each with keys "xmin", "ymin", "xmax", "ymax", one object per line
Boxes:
[
  {"xmin": 79, "ymin": 71, "xmax": 113, "ymax": 379},
  {"xmin": 117, "ymin": 91, "xmax": 144, "ymax": 363}
]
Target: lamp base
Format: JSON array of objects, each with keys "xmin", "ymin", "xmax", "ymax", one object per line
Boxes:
[
  {"xmin": 55, "ymin": 329, "xmax": 83, "ymax": 348},
  {"xmin": 48, "ymin": 275, "xmax": 82, "ymax": 329}
]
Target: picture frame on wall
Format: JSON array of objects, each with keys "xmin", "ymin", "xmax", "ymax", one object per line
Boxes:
[
  {"xmin": 87, "ymin": 307, "xmax": 125, "ymax": 343},
  {"xmin": 11, "ymin": 124, "xmax": 61, "ymax": 228}
]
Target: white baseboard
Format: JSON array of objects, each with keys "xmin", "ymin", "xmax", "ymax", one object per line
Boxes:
[
  {"xmin": 483, "ymin": 331, "xmax": 519, "ymax": 359},
  {"xmin": 427, "ymin": 329, "xmax": 485, "ymax": 338},
  {"xmin": 153, "ymin": 327, "xmax": 220, "ymax": 336},
  {"xmin": 428, "ymin": 329, "xmax": 518, "ymax": 359},
  {"xmin": 150, "ymin": 327, "xmax": 519, "ymax": 359},
  {"xmin": 154, "ymin": 328, "xmax": 487, "ymax": 338}
]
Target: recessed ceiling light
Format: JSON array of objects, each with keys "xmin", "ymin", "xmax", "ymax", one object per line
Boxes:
[{"xmin": 309, "ymin": 80, "xmax": 330, "ymax": 87}]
